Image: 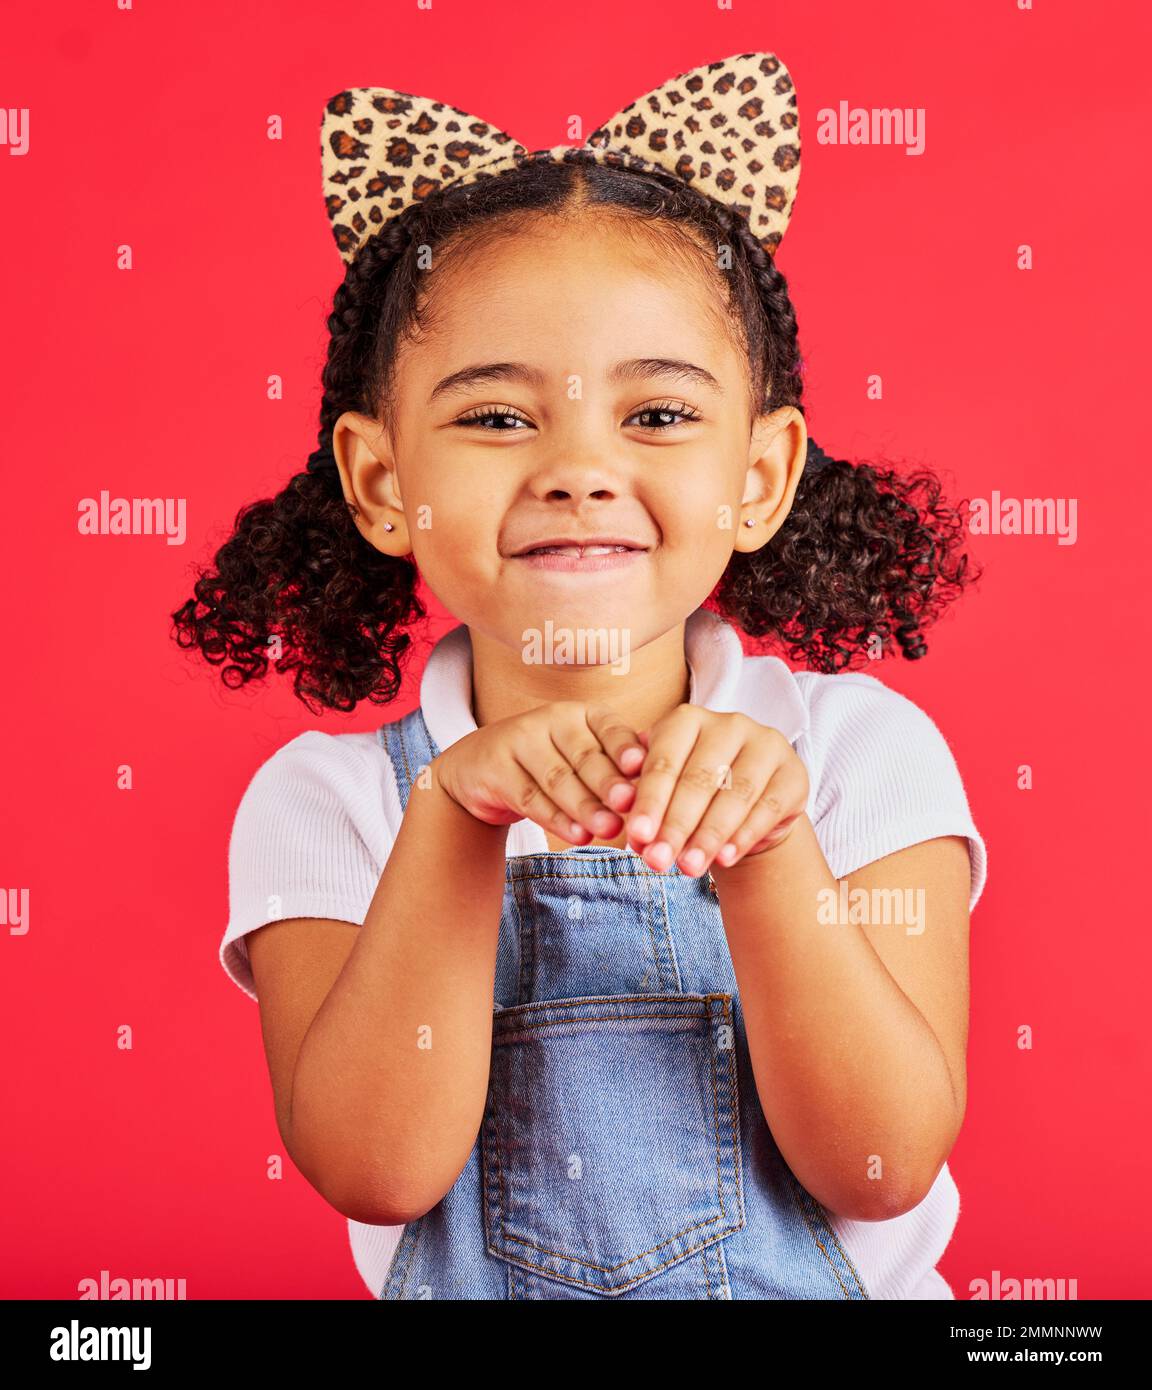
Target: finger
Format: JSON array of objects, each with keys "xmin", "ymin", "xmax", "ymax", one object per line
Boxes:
[
  {"xmin": 644, "ymin": 722, "xmax": 748, "ymax": 874},
  {"xmin": 506, "ymin": 753, "xmax": 595, "ymax": 844},
  {"xmin": 675, "ymin": 738, "xmax": 782, "ymax": 874},
  {"xmin": 747, "ymin": 814, "xmax": 801, "ymax": 855},
  {"xmin": 624, "ymin": 708, "xmax": 702, "ymax": 863},
  {"xmin": 549, "ymin": 718, "xmax": 635, "ymax": 835},
  {"xmin": 512, "ymin": 734, "xmax": 618, "ymax": 840},
  {"xmin": 713, "ymin": 756, "xmax": 809, "ymax": 866},
  {"xmin": 583, "ymin": 704, "xmax": 647, "ymax": 803},
  {"xmin": 508, "ymin": 750, "xmax": 603, "ymax": 845}
]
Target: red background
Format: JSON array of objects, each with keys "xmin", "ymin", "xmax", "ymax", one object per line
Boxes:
[{"xmin": 2, "ymin": 0, "xmax": 1148, "ymax": 1299}]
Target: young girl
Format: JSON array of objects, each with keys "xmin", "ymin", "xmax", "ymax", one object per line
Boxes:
[{"xmin": 173, "ymin": 51, "xmax": 987, "ymax": 1300}]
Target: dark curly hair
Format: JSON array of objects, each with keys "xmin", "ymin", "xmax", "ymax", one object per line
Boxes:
[{"xmin": 171, "ymin": 152, "xmax": 978, "ymax": 715}]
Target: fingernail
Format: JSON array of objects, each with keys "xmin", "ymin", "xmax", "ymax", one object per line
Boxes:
[
  {"xmin": 620, "ymin": 746, "xmax": 644, "ymax": 771},
  {"xmin": 592, "ymin": 810, "xmax": 618, "ymax": 835},
  {"xmin": 718, "ymin": 843, "xmax": 737, "ymax": 865},
  {"xmin": 680, "ymin": 848, "xmax": 705, "ymax": 875},
  {"xmin": 606, "ymin": 782, "xmax": 632, "ymax": 810},
  {"xmin": 631, "ymin": 815, "xmax": 654, "ymax": 841},
  {"xmin": 647, "ymin": 841, "xmax": 672, "ymax": 870}
]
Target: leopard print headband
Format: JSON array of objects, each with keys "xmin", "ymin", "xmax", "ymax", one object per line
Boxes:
[
  {"xmin": 307, "ymin": 50, "xmax": 818, "ymax": 478},
  {"xmin": 320, "ymin": 50, "xmax": 802, "ymax": 267}
]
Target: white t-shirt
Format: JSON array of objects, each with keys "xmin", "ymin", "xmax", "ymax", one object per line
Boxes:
[{"xmin": 221, "ymin": 607, "xmax": 988, "ymax": 1300}]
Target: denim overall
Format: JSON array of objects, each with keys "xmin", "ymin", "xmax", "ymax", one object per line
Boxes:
[{"xmin": 377, "ymin": 707, "xmax": 870, "ymax": 1301}]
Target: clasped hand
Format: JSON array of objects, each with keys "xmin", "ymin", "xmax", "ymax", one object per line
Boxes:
[
  {"xmin": 437, "ymin": 700, "xmax": 809, "ymax": 877},
  {"xmin": 603, "ymin": 705, "xmax": 808, "ymax": 875}
]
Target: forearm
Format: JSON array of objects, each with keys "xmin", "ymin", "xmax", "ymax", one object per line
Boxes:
[
  {"xmin": 713, "ymin": 814, "xmax": 959, "ymax": 1221},
  {"xmin": 289, "ymin": 760, "xmax": 507, "ymax": 1223}
]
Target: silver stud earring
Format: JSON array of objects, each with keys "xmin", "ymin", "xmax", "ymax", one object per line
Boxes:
[
  {"xmin": 384, "ymin": 522, "xmax": 394, "ymax": 531},
  {"xmin": 744, "ymin": 518, "xmax": 756, "ymax": 527}
]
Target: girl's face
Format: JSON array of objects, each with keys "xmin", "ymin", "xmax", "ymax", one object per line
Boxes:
[{"xmin": 338, "ymin": 215, "xmax": 806, "ymax": 658}]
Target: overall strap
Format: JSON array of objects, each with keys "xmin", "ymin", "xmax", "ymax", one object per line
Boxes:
[{"xmin": 379, "ymin": 707, "xmax": 443, "ymax": 813}]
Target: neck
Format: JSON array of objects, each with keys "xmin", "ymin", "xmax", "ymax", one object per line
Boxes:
[{"xmin": 469, "ymin": 622, "xmax": 692, "ymax": 739}]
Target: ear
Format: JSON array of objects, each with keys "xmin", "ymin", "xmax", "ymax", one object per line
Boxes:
[
  {"xmin": 331, "ymin": 411, "xmax": 411, "ymax": 555},
  {"xmin": 734, "ymin": 406, "xmax": 808, "ymax": 552}
]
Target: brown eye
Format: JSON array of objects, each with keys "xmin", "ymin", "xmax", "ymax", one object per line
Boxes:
[
  {"xmin": 627, "ymin": 401, "xmax": 702, "ymax": 432},
  {"xmin": 453, "ymin": 407, "xmax": 532, "ymax": 430}
]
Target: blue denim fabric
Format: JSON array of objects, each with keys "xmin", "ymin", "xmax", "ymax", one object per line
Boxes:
[{"xmin": 377, "ymin": 706, "xmax": 870, "ymax": 1300}]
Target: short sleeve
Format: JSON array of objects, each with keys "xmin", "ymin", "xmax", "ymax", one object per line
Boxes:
[
  {"xmin": 220, "ymin": 732, "xmax": 387, "ymax": 1002},
  {"xmin": 797, "ymin": 673, "xmax": 988, "ymax": 914}
]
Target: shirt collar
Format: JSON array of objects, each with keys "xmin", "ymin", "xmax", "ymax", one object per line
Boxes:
[{"xmin": 418, "ymin": 607, "xmax": 809, "ymax": 755}]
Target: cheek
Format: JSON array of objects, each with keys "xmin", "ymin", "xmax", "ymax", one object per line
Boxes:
[
  {"xmin": 656, "ymin": 482, "xmax": 741, "ymax": 549},
  {"xmin": 405, "ymin": 481, "xmax": 493, "ymax": 574}
]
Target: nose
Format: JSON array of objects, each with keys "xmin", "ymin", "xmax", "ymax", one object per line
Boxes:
[{"xmin": 526, "ymin": 449, "xmax": 630, "ymax": 505}]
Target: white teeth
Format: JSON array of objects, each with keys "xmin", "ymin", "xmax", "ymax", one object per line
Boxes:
[{"xmin": 529, "ymin": 544, "xmax": 633, "ymax": 556}]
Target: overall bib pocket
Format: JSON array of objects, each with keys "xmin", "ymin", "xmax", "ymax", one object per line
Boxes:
[{"xmin": 481, "ymin": 993, "xmax": 745, "ymax": 1296}]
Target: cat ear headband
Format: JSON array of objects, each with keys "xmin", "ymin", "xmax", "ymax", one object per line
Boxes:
[
  {"xmin": 320, "ymin": 50, "xmax": 801, "ymax": 266},
  {"xmin": 309, "ymin": 50, "xmax": 830, "ymax": 477}
]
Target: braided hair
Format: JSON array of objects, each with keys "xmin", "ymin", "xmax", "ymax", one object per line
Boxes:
[{"xmin": 171, "ymin": 154, "xmax": 976, "ymax": 714}]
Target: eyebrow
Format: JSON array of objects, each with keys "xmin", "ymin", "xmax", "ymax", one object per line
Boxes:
[{"xmin": 427, "ymin": 357, "xmax": 725, "ymax": 403}]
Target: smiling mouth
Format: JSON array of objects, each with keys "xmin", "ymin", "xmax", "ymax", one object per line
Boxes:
[
  {"xmin": 520, "ymin": 544, "xmax": 642, "ymax": 557},
  {"xmin": 510, "ymin": 545, "xmax": 650, "ymax": 572}
]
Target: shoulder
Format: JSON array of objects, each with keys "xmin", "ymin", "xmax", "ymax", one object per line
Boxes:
[
  {"xmin": 733, "ymin": 654, "xmax": 949, "ymax": 759},
  {"xmin": 229, "ymin": 727, "xmax": 401, "ymax": 858},
  {"xmin": 737, "ymin": 659, "xmax": 987, "ymax": 910},
  {"xmin": 791, "ymin": 669, "xmax": 957, "ymax": 760},
  {"xmin": 240, "ymin": 728, "xmax": 386, "ymax": 790},
  {"xmin": 788, "ymin": 667, "xmax": 972, "ymax": 813}
]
